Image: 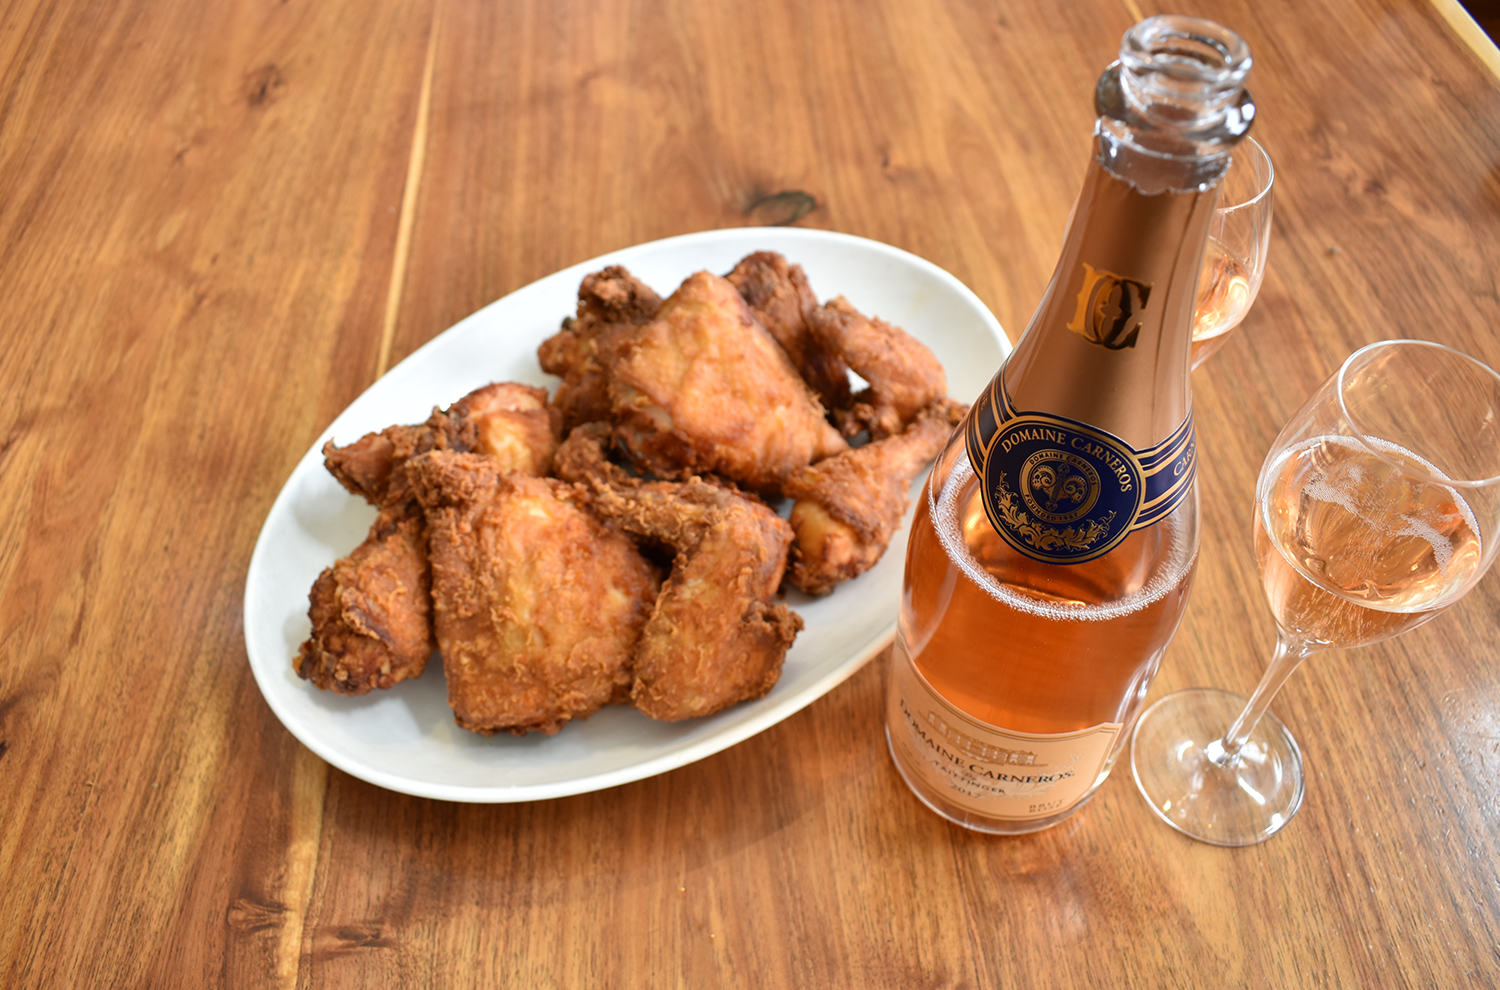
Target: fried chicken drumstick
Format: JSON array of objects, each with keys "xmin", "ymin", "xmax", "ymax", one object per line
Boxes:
[
  {"xmin": 296, "ymin": 383, "xmax": 562, "ymax": 696},
  {"xmin": 293, "ymin": 501, "xmax": 435, "ymax": 694}
]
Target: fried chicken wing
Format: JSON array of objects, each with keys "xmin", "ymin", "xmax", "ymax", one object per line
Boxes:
[
  {"xmin": 538, "ymin": 266, "xmax": 663, "ymax": 432},
  {"xmin": 726, "ymin": 251, "xmax": 852, "ymax": 412},
  {"xmin": 294, "ymin": 502, "xmax": 435, "ymax": 694},
  {"xmin": 808, "ymin": 296, "xmax": 948, "ymax": 439},
  {"xmin": 409, "ymin": 450, "xmax": 659, "ymax": 735},
  {"xmin": 785, "ymin": 399, "xmax": 965, "ymax": 595},
  {"xmin": 582, "ymin": 477, "xmax": 803, "ymax": 721},
  {"xmin": 323, "ymin": 382, "xmax": 560, "ymax": 507},
  {"xmin": 610, "ymin": 271, "xmax": 847, "ymax": 493},
  {"xmin": 322, "ymin": 415, "xmax": 460, "ymax": 509}
]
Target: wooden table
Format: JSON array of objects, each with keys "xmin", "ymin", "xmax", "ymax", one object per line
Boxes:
[{"xmin": 6, "ymin": 0, "xmax": 1500, "ymax": 985}]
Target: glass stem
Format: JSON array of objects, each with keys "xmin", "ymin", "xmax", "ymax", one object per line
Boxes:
[{"xmin": 1210, "ymin": 633, "xmax": 1314, "ymax": 767}]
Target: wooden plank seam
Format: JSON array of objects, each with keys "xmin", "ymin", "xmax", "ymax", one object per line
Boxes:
[{"xmin": 376, "ymin": 14, "xmax": 441, "ymax": 380}]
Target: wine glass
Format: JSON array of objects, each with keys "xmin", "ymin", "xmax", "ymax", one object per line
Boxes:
[
  {"xmin": 1131, "ymin": 339, "xmax": 1500, "ymax": 845},
  {"xmin": 1190, "ymin": 136, "xmax": 1274, "ymax": 369}
]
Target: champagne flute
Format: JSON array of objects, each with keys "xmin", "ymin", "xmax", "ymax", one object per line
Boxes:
[
  {"xmin": 1191, "ymin": 136, "xmax": 1274, "ymax": 369},
  {"xmin": 1131, "ymin": 339, "xmax": 1500, "ymax": 845}
]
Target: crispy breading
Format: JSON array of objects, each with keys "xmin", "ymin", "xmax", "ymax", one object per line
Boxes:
[
  {"xmin": 322, "ymin": 416, "xmax": 463, "ymax": 509},
  {"xmin": 553, "ymin": 421, "xmax": 764, "ymax": 503},
  {"xmin": 410, "ymin": 450, "xmax": 659, "ymax": 735},
  {"xmin": 726, "ymin": 251, "xmax": 852, "ymax": 412},
  {"xmin": 808, "ymin": 296, "xmax": 948, "ymax": 439},
  {"xmin": 539, "ymin": 266, "xmax": 663, "ymax": 432},
  {"xmin": 583, "ymin": 478, "xmax": 802, "ymax": 721},
  {"xmin": 294, "ymin": 502, "xmax": 434, "ymax": 694},
  {"xmin": 302, "ymin": 253, "xmax": 955, "ymax": 733},
  {"xmin": 322, "ymin": 382, "xmax": 560, "ymax": 508},
  {"xmin": 610, "ymin": 271, "xmax": 847, "ymax": 493},
  {"xmin": 552, "ymin": 422, "xmax": 643, "ymax": 490},
  {"xmin": 449, "ymin": 381, "xmax": 563, "ymax": 476},
  {"xmin": 785, "ymin": 400, "xmax": 965, "ymax": 595},
  {"xmin": 303, "ymin": 382, "xmax": 565, "ymax": 698}
]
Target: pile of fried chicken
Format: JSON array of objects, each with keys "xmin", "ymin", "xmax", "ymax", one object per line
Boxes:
[{"xmin": 294, "ymin": 251, "xmax": 965, "ymax": 736}]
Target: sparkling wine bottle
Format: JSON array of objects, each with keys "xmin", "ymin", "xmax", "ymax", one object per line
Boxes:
[{"xmin": 885, "ymin": 16, "xmax": 1256, "ymax": 833}]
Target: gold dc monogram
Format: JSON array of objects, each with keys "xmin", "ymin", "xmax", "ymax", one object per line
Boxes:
[{"xmin": 1067, "ymin": 263, "xmax": 1152, "ymax": 350}]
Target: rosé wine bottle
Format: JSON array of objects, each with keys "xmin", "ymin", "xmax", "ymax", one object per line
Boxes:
[{"xmin": 886, "ymin": 15, "xmax": 1256, "ymax": 833}]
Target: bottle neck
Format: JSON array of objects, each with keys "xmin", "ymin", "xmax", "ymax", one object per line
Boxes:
[{"xmin": 1001, "ymin": 146, "xmax": 1219, "ymax": 451}]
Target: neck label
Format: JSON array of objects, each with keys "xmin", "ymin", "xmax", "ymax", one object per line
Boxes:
[{"xmin": 965, "ymin": 376, "xmax": 1195, "ymax": 564}]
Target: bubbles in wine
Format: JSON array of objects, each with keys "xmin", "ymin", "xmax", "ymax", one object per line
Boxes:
[
  {"xmin": 1256, "ymin": 434, "xmax": 1482, "ymax": 646},
  {"xmin": 932, "ymin": 454, "xmax": 1197, "ymax": 622},
  {"xmin": 1267, "ymin": 435, "xmax": 1480, "ymax": 595},
  {"xmin": 1290, "ymin": 435, "xmax": 1475, "ymax": 578}
]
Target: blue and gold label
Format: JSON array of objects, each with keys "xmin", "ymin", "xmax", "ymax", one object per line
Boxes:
[{"xmin": 965, "ymin": 377, "xmax": 1195, "ymax": 564}]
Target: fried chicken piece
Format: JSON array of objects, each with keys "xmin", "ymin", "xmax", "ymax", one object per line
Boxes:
[
  {"xmin": 322, "ymin": 382, "xmax": 559, "ymax": 506},
  {"xmin": 553, "ymin": 421, "xmax": 768, "ymax": 508},
  {"xmin": 610, "ymin": 271, "xmax": 847, "ymax": 494},
  {"xmin": 410, "ymin": 450, "xmax": 659, "ymax": 735},
  {"xmin": 294, "ymin": 502, "xmax": 435, "ymax": 694},
  {"xmin": 302, "ymin": 383, "xmax": 564, "ymax": 699},
  {"xmin": 538, "ymin": 266, "xmax": 663, "ymax": 432},
  {"xmin": 299, "ymin": 428, "xmax": 448, "ymax": 693},
  {"xmin": 808, "ymin": 296, "xmax": 948, "ymax": 440},
  {"xmin": 785, "ymin": 400, "xmax": 966, "ymax": 595},
  {"xmin": 322, "ymin": 415, "xmax": 461, "ymax": 509},
  {"xmin": 450, "ymin": 381, "xmax": 562, "ymax": 475},
  {"xmin": 552, "ymin": 421, "xmax": 643, "ymax": 490},
  {"xmin": 726, "ymin": 252, "xmax": 851, "ymax": 412},
  {"xmin": 582, "ymin": 477, "xmax": 803, "ymax": 721}
]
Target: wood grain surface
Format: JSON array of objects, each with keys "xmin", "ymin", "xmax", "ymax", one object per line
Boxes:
[{"xmin": 4, "ymin": 0, "xmax": 1500, "ymax": 986}]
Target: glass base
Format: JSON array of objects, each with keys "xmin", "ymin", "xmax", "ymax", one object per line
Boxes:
[{"xmin": 1130, "ymin": 688, "xmax": 1305, "ymax": 846}]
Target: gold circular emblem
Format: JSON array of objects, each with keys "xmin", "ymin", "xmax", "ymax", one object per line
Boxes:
[{"xmin": 1019, "ymin": 450, "xmax": 1100, "ymax": 525}]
